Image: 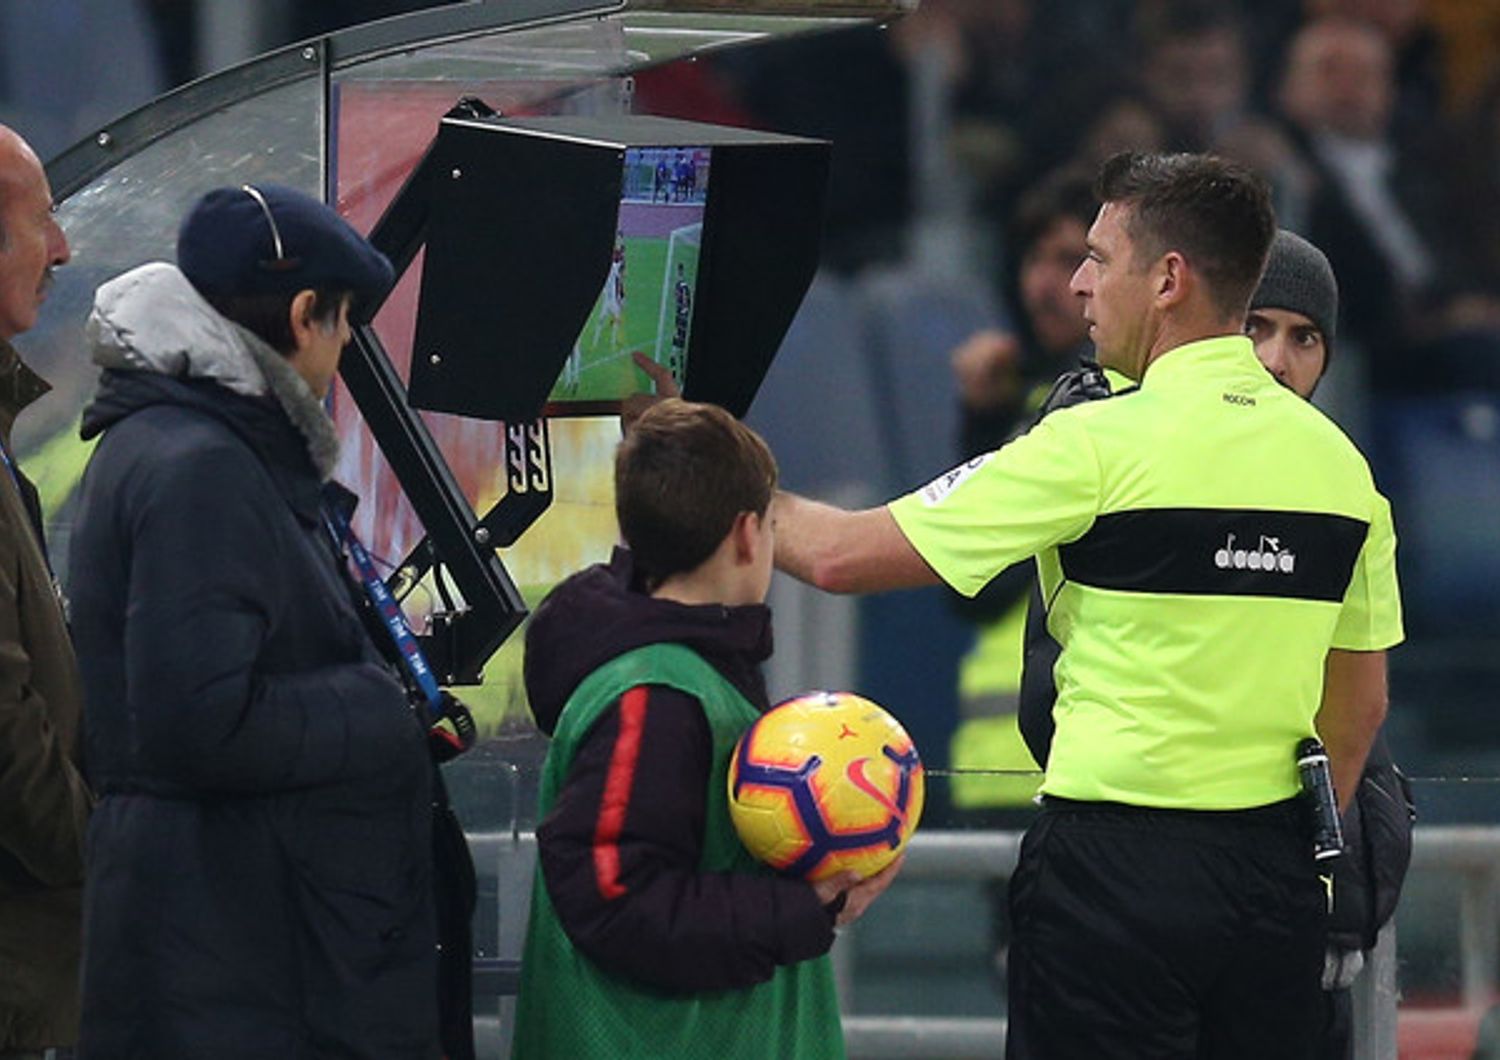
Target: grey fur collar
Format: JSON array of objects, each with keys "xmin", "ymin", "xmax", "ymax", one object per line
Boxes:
[
  {"xmin": 242, "ymin": 329, "xmax": 341, "ymax": 482},
  {"xmin": 89, "ymin": 261, "xmax": 340, "ymax": 480}
]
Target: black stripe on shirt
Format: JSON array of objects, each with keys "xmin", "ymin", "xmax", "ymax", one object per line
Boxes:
[{"xmin": 1059, "ymin": 508, "xmax": 1369, "ymax": 602}]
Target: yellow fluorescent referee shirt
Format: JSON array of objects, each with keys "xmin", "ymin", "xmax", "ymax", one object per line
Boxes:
[{"xmin": 889, "ymin": 336, "xmax": 1404, "ymax": 810}]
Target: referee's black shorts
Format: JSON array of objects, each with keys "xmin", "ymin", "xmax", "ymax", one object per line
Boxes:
[{"xmin": 1006, "ymin": 797, "xmax": 1327, "ymax": 1060}]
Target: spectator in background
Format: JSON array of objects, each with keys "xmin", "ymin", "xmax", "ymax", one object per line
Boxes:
[
  {"xmin": 1137, "ymin": 0, "xmax": 1258, "ymax": 151},
  {"xmin": 0, "ymin": 123, "xmax": 91, "ymax": 1060},
  {"xmin": 950, "ymin": 168, "xmax": 1098, "ymax": 459},
  {"xmin": 1430, "ymin": 70, "xmax": 1500, "ymax": 367},
  {"xmin": 1276, "ymin": 14, "xmax": 1461, "ymax": 390},
  {"xmin": 718, "ymin": 0, "xmax": 1126, "ymax": 272},
  {"xmin": 1072, "ymin": 92, "xmax": 1168, "ymax": 170},
  {"xmin": 1454, "ymin": 72, "xmax": 1500, "ymax": 290},
  {"xmin": 945, "ymin": 168, "xmax": 1098, "ymax": 803},
  {"xmin": 1305, "ymin": 0, "xmax": 1445, "ymax": 130},
  {"xmin": 1134, "ymin": 1, "xmax": 1314, "ymax": 227}
]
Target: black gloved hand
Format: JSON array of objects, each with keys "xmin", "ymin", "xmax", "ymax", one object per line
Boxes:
[
  {"xmin": 426, "ymin": 690, "xmax": 477, "ymax": 763},
  {"xmin": 1034, "ymin": 363, "xmax": 1113, "ymax": 423}
]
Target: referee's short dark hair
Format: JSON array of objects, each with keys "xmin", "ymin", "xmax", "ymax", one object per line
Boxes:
[
  {"xmin": 615, "ymin": 398, "xmax": 777, "ymax": 588},
  {"xmin": 1095, "ymin": 151, "xmax": 1275, "ymax": 322}
]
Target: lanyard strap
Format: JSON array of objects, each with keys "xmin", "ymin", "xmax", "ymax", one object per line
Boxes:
[
  {"xmin": 0, "ymin": 437, "xmax": 20, "ymax": 494},
  {"xmin": 324, "ymin": 506, "xmax": 442, "ymax": 717}
]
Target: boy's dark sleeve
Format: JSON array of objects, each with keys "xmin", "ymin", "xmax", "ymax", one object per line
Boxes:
[
  {"xmin": 537, "ymin": 684, "xmax": 835, "ymax": 993},
  {"xmin": 957, "ymin": 397, "xmax": 1026, "ymax": 463}
]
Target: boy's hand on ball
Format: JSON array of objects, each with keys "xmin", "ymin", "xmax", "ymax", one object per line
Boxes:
[
  {"xmin": 812, "ymin": 853, "xmax": 906, "ymax": 927},
  {"xmin": 812, "ymin": 871, "xmax": 858, "ymax": 912}
]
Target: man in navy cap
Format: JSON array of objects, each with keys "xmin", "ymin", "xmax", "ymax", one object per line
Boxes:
[{"xmin": 68, "ymin": 184, "xmax": 447, "ymax": 1059}]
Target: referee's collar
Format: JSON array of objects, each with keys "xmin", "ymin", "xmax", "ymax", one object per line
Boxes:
[{"xmin": 1138, "ymin": 334, "xmax": 1262, "ymax": 390}]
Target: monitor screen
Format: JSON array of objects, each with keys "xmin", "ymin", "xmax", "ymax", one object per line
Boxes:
[{"xmin": 546, "ymin": 145, "xmax": 710, "ymax": 413}]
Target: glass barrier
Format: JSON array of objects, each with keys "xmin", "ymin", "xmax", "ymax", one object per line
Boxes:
[
  {"xmin": 22, "ymin": 77, "xmax": 323, "ymax": 582},
  {"xmin": 329, "ymin": 59, "xmax": 633, "ymax": 736},
  {"xmin": 1394, "ymin": 777, "xmax": 1500, "ymax": 1060},
  {"xmin": 329, "ymin": 10, "xmax": 868, "ymax": 85},
  {"xmin": 453, "ymin": 696, "xmax": 1500, "ymax": 1058}
]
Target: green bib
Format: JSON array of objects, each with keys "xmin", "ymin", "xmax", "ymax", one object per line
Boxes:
[{"xmin": 512, "ymin": 644, "xmax": 844, "ymax": 1059}]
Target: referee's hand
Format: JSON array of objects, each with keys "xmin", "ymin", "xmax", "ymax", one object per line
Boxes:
[{"xmin": 621, "ymin": 351, "xmax": 682, "ymax": 431}]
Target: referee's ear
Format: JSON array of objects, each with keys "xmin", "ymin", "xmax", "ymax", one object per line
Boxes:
[{"xmin": 1155, "ymin": 251, "xmax": 1190, "ymax": 311}]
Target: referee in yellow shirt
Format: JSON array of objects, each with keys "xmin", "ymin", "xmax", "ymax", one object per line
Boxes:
[{"xmin": 774, "ymin": 152, "xmax": 1402, "ymax": 1059}]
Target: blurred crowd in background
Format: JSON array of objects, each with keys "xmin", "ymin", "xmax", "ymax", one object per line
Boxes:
[
  {"xmin": 14, "ymin": 1, "xmax": 1498, "ymax": 393},
  {"xmin": 3, "ymin": 0, "xmax": 1499, "ymax": 748},
  {"xmin": 724, "ymin": 0, "xmax": 1500, "ymax": 395}
]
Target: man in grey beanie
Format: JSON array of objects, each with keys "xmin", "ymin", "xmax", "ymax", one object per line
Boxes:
[
  {"xmin": 1246, "ymin": 228, "xmax": 1339, "ymax": 399},
  {"xmin": 1247, "ymin": 228, "xmax": 1413, "ymax": 1060}
]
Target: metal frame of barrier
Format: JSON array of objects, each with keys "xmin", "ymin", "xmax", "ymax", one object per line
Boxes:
[
  {"xmin": 464, "ymin": 825, "xmax": 1500, "ymax": 1059},
  {"xmin": 838, "ymin": 827, "xmax": 1500, "ymax": 1060}
]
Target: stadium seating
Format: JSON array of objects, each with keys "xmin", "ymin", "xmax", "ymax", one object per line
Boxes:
[{"xmin": 1372, "ymin": 393, "xmax": 1500, "ymax": 638}]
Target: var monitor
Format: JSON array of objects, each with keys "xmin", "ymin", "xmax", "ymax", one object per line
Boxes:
[
  {"xmin": 552, "ymin": 145, "xmax": 709, "ymax": 413},
  {"xmin": 407, "ymin": 114, "xmax": 830, "ymax": 422}
]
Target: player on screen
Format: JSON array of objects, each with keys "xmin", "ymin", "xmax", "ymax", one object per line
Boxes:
[
  {"xmin": 653, "ymin": 155, "xmax": 672, "ymax": 203},
  {"xmin": 562, "ymin": 340, "xmax": 583, "ymax": 391},
  {"xmin": 591, "ymin": 232, "xmax": 627, "ymax": 351},
  {"xmin": 669, "ymin": 261, "xmax": 693, "ymax": 379}
]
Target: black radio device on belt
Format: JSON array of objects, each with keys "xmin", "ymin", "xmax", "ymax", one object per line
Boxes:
[{"xmin": 1297, "ymin": 737, "xmax": 1344, "ymax": 862}]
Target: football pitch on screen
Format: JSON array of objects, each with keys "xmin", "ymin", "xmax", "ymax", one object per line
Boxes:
[{"xmin": 552, "ymin": 232, "xmax": 699, "ymax": 402}]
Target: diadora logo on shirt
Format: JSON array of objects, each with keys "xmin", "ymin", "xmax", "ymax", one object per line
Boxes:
[
  {"xmin": 1060, "ymin": 509, "xmax": 1364, "ymax": 602},
  {"xmin": 920, "ymin": 455, "xmax": 989, "ymax": 506},
  {"xmin": 1214, "ymin": 532, "xmax": 1296, "ymax": 574}
]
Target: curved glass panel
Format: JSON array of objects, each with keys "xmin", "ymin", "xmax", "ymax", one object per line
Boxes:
[
  {"xmin": 27, "ymin": 0, "xmax": 872, "ymax": 709},
  {"xmin": 23, "ymin": 77, "xmax": 322, "ymax": 575},
  {"xmin": 329, "ymin": 55, "xmax": 633, "ymax": 741},
  {"xmin": 321, "ymin": 10, "xmax": 872, "ymax": 745},
  {"xmin": 331, "ymin": 10, "xmax": 869, "ymax": 83}
]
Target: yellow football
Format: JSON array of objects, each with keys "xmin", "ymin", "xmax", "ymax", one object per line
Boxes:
[{"xmin": 727, "ymin": 691, "xmax": 924, "ymax": 881}]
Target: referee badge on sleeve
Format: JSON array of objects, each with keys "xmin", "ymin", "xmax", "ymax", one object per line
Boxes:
[{"xmin": 919, "ymin": 455, "xmax": 989, "ymax": 507}]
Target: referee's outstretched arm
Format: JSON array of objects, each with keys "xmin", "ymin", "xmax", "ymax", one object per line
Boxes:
[
  {"xmin": 773, "ymin": 491, "xmax": 939, "ymax": 594},
  {"xmin": 1316, "ymin": 648, "xmax": 1390, "ymax": 813}
]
